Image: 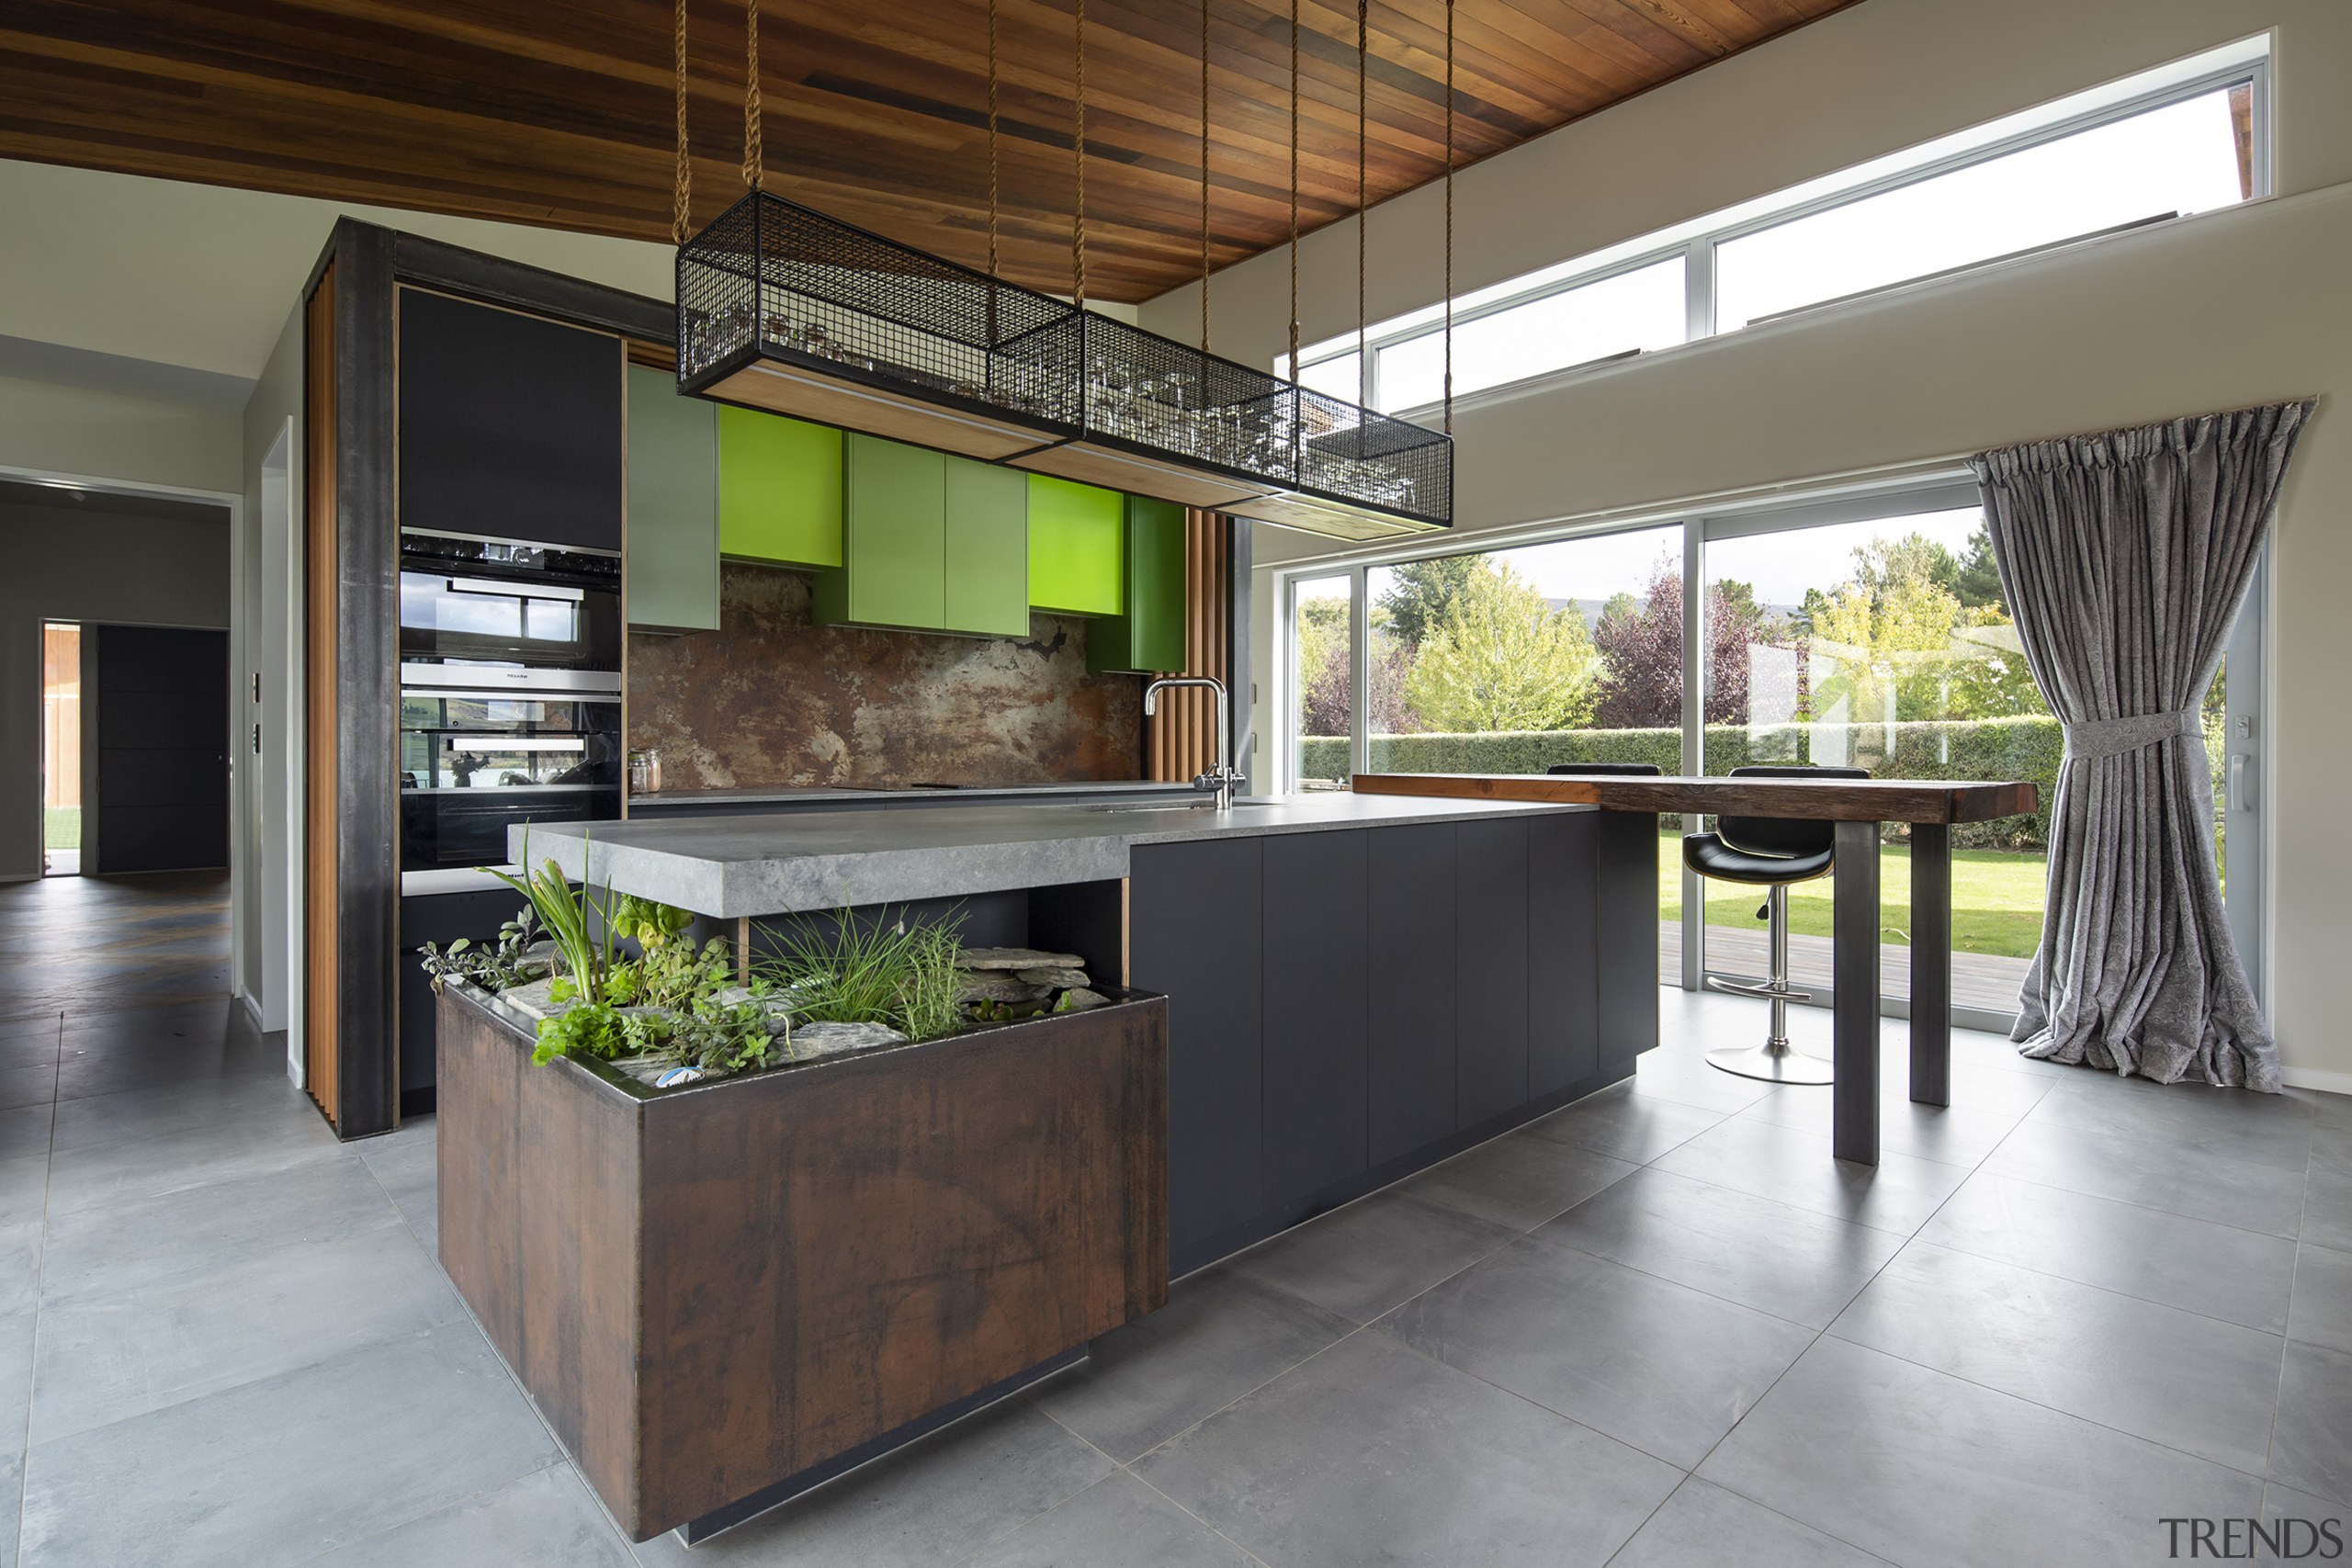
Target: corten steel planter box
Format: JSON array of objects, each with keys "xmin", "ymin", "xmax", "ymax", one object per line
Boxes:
[{"xmin": 435, "ymin": 984, "xmax": 1169, "ymax": 1542}]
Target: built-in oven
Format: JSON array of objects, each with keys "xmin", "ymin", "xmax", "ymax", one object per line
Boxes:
[{"xmin": 398, "ymin": 533, "xmax": 624, "ymax": 872}]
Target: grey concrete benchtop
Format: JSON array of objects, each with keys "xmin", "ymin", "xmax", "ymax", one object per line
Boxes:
[
  {"xmin": 510, "ymin": 793, "xmax": 1593, "ymax": 919},
  {"xmin": 627, "ymin": 779, "xmax": 1200, "ymax": 810}
]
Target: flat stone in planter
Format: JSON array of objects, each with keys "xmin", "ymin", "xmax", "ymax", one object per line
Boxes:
[{"xmin": 956, "ymin": 946, "xmax": 1086, "ymax": 971}]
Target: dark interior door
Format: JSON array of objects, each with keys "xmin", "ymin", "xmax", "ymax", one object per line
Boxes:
[{"xmin": 93, "ymin": 626, "xmax": 229, "ymax": 874}]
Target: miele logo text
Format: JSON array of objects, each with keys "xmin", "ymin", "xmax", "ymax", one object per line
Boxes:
[{"xmin": 2162, "ymin": 1517, "xmax": 2345, "ymax": 1559}]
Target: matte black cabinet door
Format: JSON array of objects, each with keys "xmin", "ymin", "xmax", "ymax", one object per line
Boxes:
[
  {"xmin": 1261, "ymin": 830, "xmax": 1369, "ymax": 1209},
  {"xmin": 398, "ymin": 289, "xmax": 624, "ymax": 552},
  {"xmin": 1129, "ymin": 839, "xmax": 1265, "ymax": 1261},
  {"xmin": 1527, "ymin": 813, "xmax": 1600, "ymax": 1096},
  {"xmin": 1456, "ymin": 818, "xmax": 1532, "ymax": 1128},
  {"xmin": 1368, "ymin": 823, "xmax": 1458, "ymax": 1165},
  {"xmin": 1595, "ymin": 813, "xmax": 1662, "ymax": 1070}
]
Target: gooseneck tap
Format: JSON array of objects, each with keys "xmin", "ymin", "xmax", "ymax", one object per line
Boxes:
[{"xmin": 1142, "ymin": 676, "xmax": 1245, "ymax": 810}]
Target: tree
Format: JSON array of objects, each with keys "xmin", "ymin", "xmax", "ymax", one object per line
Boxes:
[
  {"xmin": 1591, "ymin": 554, "xmax": 1770, "ymax": 728},
  {"xmin": 1953, "ymin": 524, "xmax": 2003, "ymax": 609},
  {"xmin": 1376, "ymin": 555, "xmax": 1482, "ymax": 648},
  {"xmin": 1294, "ymin": 593, "xmax": 1351, "ymax": 737},
  {"xmin": 1403, "ymin": 559, "xmax": 1600, "ymax": 731}
]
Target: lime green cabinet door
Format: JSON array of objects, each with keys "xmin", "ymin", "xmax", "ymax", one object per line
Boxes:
[
  {"xmin": 1026, "ymin": 475, "xmax": 1125, "ymax": 615},
  {"xmin": 625, "ymin": 366, "xmax": 719, "ymax": 631},
  {"xmin": 718, "ymin": 404, "xmax": 842, "ymax": 567},
  {"xmin": 1089, "ymin": 496, "xmax": 1189, "ymax": 673},
  {"xmin": 944, "ymin": 459, "xmax": 1031, "ymax": 637},
  {"xmin": 820, "ymin": 434, "xmax": 944, "ymax": 630}
]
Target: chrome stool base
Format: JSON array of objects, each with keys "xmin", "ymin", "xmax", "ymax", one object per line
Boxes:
[{"xmin": 1705, "ymin": 1038, "xmax": 1834, "ymax": 1085}]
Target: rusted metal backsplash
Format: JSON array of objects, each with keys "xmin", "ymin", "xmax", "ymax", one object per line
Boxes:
[{"xmin": 627, "ymin": 563, "xmax": 1144, "ymax": 791}]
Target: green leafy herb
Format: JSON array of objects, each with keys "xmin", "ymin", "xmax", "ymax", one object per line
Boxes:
[{"xmin": 756, "ymin": 908, "xmax": 965, "ymax": 1042}]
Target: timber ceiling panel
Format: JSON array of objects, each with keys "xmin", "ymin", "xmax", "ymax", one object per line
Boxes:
[{"xmin": 0, "ymin": 0, "xmax": 1853, "ymax": 303}]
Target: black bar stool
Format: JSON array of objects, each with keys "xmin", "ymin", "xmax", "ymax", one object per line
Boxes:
[{"xmin": 1682, "ymin": 764, "xmax": 1870, "ymax": 1084}]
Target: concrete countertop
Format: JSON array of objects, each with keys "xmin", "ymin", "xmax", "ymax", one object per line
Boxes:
[
  {"xmin": 513, "ymin": 792, "xmax": 1594, "ymax": 919},
  {"xmin": 627, "ymin": 779, "xmax": 1202, "ymax": 810}
]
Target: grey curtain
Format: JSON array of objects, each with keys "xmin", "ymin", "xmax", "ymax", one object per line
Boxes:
[{"xmin": 1969, "ymin": 401, "xmax": 2312, "ymax": 1091}]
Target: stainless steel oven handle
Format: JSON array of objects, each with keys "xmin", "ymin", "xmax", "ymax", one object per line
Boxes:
[
  {"xmin": 442, "ymin": 576, "xmax": 586, "ymax": 602},
  {"xmin": 400, "ymin": 664, "xmax": 620, "ymax": 696}
]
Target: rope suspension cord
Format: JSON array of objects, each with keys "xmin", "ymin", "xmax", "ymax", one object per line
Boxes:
[
  {"xmin": 1072, "ymin": 0, "xmax": 1089, "ymax": 310},
  {"xmin": 987, "ymin": 0, "xmax": 1000, "ymax": 278},
  {"xmin": 1287, "ymin": 0, "xmax": 1300, "ymax": 375},
  {"xmin": 673, "ymin": 0, "xmax": 691, "ymax": 243},
  {"xmin": 1442, "ymin": 0, "xmax": 1453, "ymax": 434},
  {"xmin": 742, "ymin": 0, "xmax": 763, "ymax": 190},
  {"xmin": 1199, "ymin": 0, "xmax": 1211, "ymax": 349},
  {"xmin": 1357, "ymin": 0, "xmax": 1368, "ymax": 407}
]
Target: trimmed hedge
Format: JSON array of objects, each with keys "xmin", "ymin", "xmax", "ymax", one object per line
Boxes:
[{"xmin": 1306, "ymin": 716, "xmax": 2086, "ymax": 850}]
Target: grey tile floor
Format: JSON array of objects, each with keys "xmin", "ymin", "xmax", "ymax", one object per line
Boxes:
[{"xmin": 2, "ymin": 874, "xmax": 2347, "ymax": 1565}]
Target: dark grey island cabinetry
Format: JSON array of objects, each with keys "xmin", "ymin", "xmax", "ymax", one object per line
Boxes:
[{"xmin": 1130, "ymin": 810, "xmax": 1657, "ymax": 1275}]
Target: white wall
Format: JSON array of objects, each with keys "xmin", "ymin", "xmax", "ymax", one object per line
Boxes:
[{"xmin": 1136, "ymin": 0, "xmax": 2352, "ymax": 1087}]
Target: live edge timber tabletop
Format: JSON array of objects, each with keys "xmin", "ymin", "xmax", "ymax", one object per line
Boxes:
[
  {"xmin": 1351, "ymin": 770, "xmax": 2040, "ymax": 1169},
  {"xmin": 1351, "ymin": 772, "xmax": 2039, "ymax": 824}
]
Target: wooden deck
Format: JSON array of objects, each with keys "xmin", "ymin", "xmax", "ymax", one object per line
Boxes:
[{"xmin": 1657, "ymin": 921, "xmax": 2029, "ymax": 1016}]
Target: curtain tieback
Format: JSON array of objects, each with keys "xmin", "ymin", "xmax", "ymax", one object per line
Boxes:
[{"xmin": 2063, "ymin": 708, "xmax": 2200, "ymax": 761}]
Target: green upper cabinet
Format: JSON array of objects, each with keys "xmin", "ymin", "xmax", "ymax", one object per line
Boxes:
[
  {"xmin": 1025, "ymin": 475, "xmax": 1125, "ymax": 616},
  {"xmin": 814, "ymin": 434, "xmax": 1031, "ymax": 637},
  {"xmin": 944, "ymin": 462, "xmax": 1032, "ymax": 637},
  {"xmin": 718, "ymin": 404, "xmax": 843, "ymax": 568},
  {"xmin": 625, "ymin": 365, "xmax": 719, "ymax": 632},
  {"xmin": 1088, "ymin": 496, "xmax": 1189, "ymax": 674}
]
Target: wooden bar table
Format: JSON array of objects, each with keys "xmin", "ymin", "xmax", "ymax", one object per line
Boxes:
[{"xmin": 1352, "ymin": 773, "xmax": 2038, "ymax": 1166}]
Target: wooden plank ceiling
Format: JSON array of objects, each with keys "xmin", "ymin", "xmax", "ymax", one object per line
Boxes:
[{"xmin": 0, "ymin": 0, "xmax": 1852, "ymax": 303}]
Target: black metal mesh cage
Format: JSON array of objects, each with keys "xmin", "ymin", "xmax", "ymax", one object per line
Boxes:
[
  {"xmin": 1293, "ymin": 389, "xmax": 1453, "ymax": 526},
  {"xmin": 677, "ymin": 191, "xmax": 1083, "ymax": 431},
  {"xmin": 675, "ymin": 190, "xmax": 1451, "ymax": 532}
]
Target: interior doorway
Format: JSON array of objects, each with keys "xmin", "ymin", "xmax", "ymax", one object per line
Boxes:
[{"xmin": 42, "ymin": 619, "xmax": 82, "ymax": 875}]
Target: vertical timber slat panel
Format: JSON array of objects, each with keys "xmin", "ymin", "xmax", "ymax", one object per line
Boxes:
[{"xmin": 302, "ymin": 266, "xmax": 339, "ymax": 1121}]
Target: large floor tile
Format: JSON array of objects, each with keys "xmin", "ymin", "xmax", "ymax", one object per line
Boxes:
[
  {"xmin": 0, "ymin": 1061, "xmax": 56, "ymax": 1111},
  {"xmin": 0, "ymin": 1449, "xmax": 19, "ymax": 1568},
  {"xmin": 1224, "ymin": 1190, "xmax": 1518, "ymax": 1325},
  {"xmin": 960, "ymin": 1472, "xmax": 1258, "ymax": 1568},
  {"xmin": 39, "ymin": 1155, "xmax": 401, "ymax": 1304},
  {"xmin": 1737, "ymin": 1085, "xmax": 2026, "ymax": 1168},
  {"xmin": 1981, "ymin": 1117, "xmax": 2310, "ymax": 1238},
  {"xmin": 1607, "ymin": 1477, "xmax": 1894, "ymax": 1568},
  {"xmin": 0, "ymin": 1308, "xmax": 34, "ymax": 1438},
  {"xmin": 0, "ymin": 1101, "xmax": 53, "ymax": 1164},
  {"xmin": 2271, "ymin": 1340, "xmax": 2352, "ymax": 1508},
  {"xmin": 631, "ymin": 1399, "xmax": 1112, "ymax": 1567},
  {"xmin": 2306, "ymin": 1133, "xmax": 2352, "ymax": 1255},
  {"xmin": 2262, "ymin": 1481, "xmax": 2350, "ymax": 1544},
  {"xmin": 1134, "ymin": 1331, "xmax": 1679, "ymax": 1568},
  {"xmin": 54, "ymin": 1031, "xmax": 280, "ymax": 1102},
  {"xmin": 1828, "ymin": 1241, "xmax": 2285, "ymax": 1473},
  {"xmin": 1391, "ymin": 1125, "xmax": 1636, "ymax": 1232},
  {"xmin": 0, "ymin": 1154, "xmax": 46, "ymax": 1228},
  {"xmin": 45, "ymin": 1084, "xmax": 340, "ymax": 1216},
  {"xmin": 1521, "ymin": 1083, "xmax": 1724, "ymax": 1164},
  {"xmin": 1532, "ymin": 1167, "xmax": 1904, "ymax": 1329},
  {"xmin": 1630, "ymin": 1048, "xmax": 1782, "ymax": 1114},
  {"xmin": 46, "ymin": 1069, "xmax": 314, "ymax": 1159},
  {"xmin": 0, "ymin": 1218, "xmax": 42, "ymax": 1316},
  {"xmin": 1032, "ymin": 1265, "xmax": 1353, "ymax": 1462},
  {"xmin": 1379, "ymin": 1231, "xmax": 1814, "ymax": 1468},
  {"xmin": 2026, "ymin": 1077, "xmax": 2313, "ymax": 1176},
  {"xmin": 1651, "ymin": 1115, "xmax": 1969, "ymax": 1235},
  {"xmin": 1920, "ymin": 1174, "xmax": 2297, "ymax": 1333},
  {"xmin": 359, "ymin": 1132, "xmax": 439, "ymax": 1253},
  {"xmin": 18, "ymin": 1320, "xmax": 560, "ymax": 1568},
  {"xmin": 30, "ymin": 1225, "xmax": 464, "ymax": 1443},
  {"xmin": 312, "ymin": 1464, "xmax": 634, "ymax": 1567},
  {"xmin": 2290, "ymin": 1243, "xmax": 2352, "ymax": 1354},
  {"xmin": 1698, "ymin": 1336, "xmax": 2266, "ymax": 1568}
]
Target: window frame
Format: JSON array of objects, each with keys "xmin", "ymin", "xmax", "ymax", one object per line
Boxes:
[{"xmin": 1297, "ymin": 46, "xmax": 2271, "ymax": 417}]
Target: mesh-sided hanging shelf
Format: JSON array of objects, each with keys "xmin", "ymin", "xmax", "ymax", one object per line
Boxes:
[{"xmin": 676, "ymin": 189, "xmax": 1451, "ymax": 536}]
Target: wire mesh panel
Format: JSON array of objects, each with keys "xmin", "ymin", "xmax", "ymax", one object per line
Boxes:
[
  {"xmin": 1294, "ymin": 389, "xmax": 1453, "ymax": 527},
  {"xmin": 1062, "ymin": 316, "xmax": 1300, "ymax": 490},
  {"xmin": 677, "ymin": 192, "xmax": 1082, "ymax": 434}
]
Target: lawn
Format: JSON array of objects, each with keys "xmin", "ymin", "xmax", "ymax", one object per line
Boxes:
[
  {"xmin": 1657, "ymin": 831, "xmax": 2046, "ymax": 959},
  {"xmin": 44, "ymin": 807, "xmax": 79, "ymax": 851}
]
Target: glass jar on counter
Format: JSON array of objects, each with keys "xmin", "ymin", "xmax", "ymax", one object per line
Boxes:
[{"xmin": 628, "ymin": 748, "xmax": 662, "ymax": 795}]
